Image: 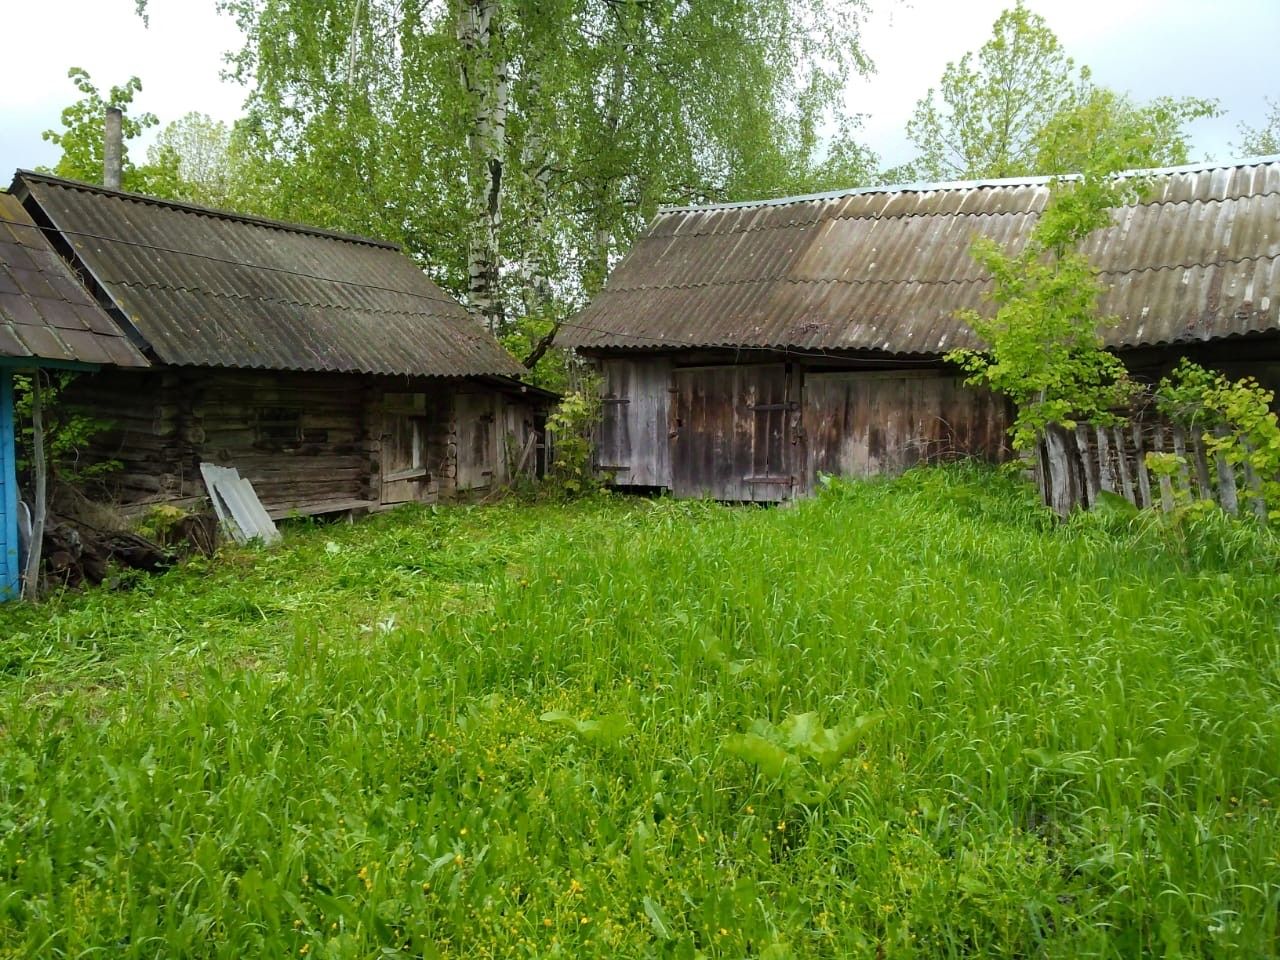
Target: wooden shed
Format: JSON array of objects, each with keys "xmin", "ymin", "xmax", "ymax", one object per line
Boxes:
[
  {"xmin": 0, "ymin": 192, "xmax": 149, "ymax": 598},
  {"xmin": 559, "ymin": 157, "xmax": 1280, "ymax": 501},
  {"xmin": 9, "ymin": 172, "xmax": 554, "ymax": 519}
]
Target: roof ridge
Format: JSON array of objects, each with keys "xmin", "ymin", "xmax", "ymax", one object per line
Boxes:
[
  {"xmin": 657, "ymin": 154, "xmax": 1280, "ymax": 216},
  {"xmin": 598, "ymin": 252, "xmax": 1280, "ymax": 293},
  {"xmin": 648, "ymin": 189, "xmax": 1280, "ymax": 240},
  {"xmin": 14, "ymin": 170, "xmax": 400, "ymax": 250}
]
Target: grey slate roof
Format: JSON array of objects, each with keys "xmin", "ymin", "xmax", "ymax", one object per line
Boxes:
[
  {"xmin": 12, "ymin": 172, "xmax": 524, "ymax": 379},
  {"xmin": 560, "ymin": 157, "xmax": 1280, "ymax": 356},
  {"xmin": 0, "ymin": 193, "xmax": 148, "ymax": 368}
]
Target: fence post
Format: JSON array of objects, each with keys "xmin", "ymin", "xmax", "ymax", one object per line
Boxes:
[
  {"xmin": 1212, "ymin": 425, "xmax": 1239, "ymax": 516},
  {"xmin": 1113, "ymin": 426, "xmax": 1135, "ymax": 505},
  {"xmin": 1042, "ymin": 425, "xmax": 1078, "ymax": 517},
  {"xmin": 1240, "ymin": 438, "xmax": 1269, "ymax": 520},
  {"xmin": 1133, "ymin": 421, "xmax": 1152, "ymax": 510}
]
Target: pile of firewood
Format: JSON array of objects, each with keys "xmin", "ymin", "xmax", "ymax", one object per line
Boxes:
[
  {"xmin": 33, "ymin": 486, "xmax": 221, "ymax": 591},
  {"xmin": 42, "ymin": 522, "xmax": 175, "ymax": 590}
]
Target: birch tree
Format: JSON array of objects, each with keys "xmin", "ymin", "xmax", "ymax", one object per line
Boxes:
[
  {"xmin": 164, "ymin": 0, "xmax": 871, "ymax": 365},
  {"xmin": 1234, "ymin": 98, "xmax": 1280, "ymax": 156}
]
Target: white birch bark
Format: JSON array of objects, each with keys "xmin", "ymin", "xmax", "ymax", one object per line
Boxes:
[{"xmin": 457, "ymin": 0, "xmax": 509, "ymax": 335}]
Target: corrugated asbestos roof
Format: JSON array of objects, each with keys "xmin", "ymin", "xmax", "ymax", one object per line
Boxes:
[
  {"xmin": 0, "ymin": 193, "xmax": 148, "ymax": 367},
  {"xmin": 12, "ymin": 172, "xmax": 524, "ymax": 378},
  {"xmin": 560, "ymin": 156, "xmax": 1280, "ymax": 355}
]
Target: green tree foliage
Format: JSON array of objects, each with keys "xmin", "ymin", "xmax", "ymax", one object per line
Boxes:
[
  {"xmin": 1234, "ymin": 97, "xmax": 1280, "ymax": 156},
  {"xmin": 1033, "ymin": 88, "xmax": 1219, "ymax": 175},
  {"xmin": 903, "ymin": 2, "xmax": 1217, "ymax": 181},
  {"xmin": 145, "ymin": 112, "xmax": 240, "ymax": 207},
  {"xmin": 946, "ymin": 166, "xmax": 1141, "ymax": 450},
  {"xmin": 41, "ymin": 68, "xmax": 159, "ymax": 189},
  {"xmin": 203, "ymin": 0, "xmax": 873, "ymax": 346}
]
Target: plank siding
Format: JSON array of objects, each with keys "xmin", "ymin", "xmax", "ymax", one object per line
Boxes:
[{"xmin": 804, "ymin": 371, "xmax": 1009, "ymax": 484}]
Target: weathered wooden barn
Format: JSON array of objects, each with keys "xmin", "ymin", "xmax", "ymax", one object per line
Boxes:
[
  {"xmin": 560, "ymin": 157, "xmax": 1280, "ymax": 501},
  {"xmin": 0, "ymin": 191, "xmax": 149, "ymax": 598},
  {"xmin": 9, "ymin": 171, "xmax": 554, "ymax": 518}
]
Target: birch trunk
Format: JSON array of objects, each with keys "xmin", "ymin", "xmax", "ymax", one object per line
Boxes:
[
  {"xmin": 457, "ymin": 0, "xmax": 509, "ymax": 335},
  {"xmin": 516, "ymin": 66, "xmax": 555, "ymax": 321}
]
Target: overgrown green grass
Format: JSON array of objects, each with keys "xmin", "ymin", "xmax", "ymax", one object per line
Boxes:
[{"xmin": 1, "ymin": 467, "xmax": 1278, "ymax": 958}]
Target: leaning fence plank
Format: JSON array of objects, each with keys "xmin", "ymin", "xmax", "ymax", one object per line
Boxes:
[
  {"xmin": 1075, "ymin": 425, "xmax": 1099, "ymax": 506},
  {"xmin": 1094, "ymin": 426, "xmax": 1116, "ymax": 493},
  {"xmin": 1152, "ymin": 427, "xmax": 1177, "ymax": 514},
  {"xmin": 1171, "ymin": 426, "xmax": 1195, "ymax": 498},
  {"xmin": 1240, "ymin": 439, "xmax": 1269, "ymax": 520},
  {"xmin": 1212, "ymin": 426, "xmax": 1239, "ymax": 515},
  {"xmin": 1133, "ymin": 422, "xmax": 1151, "ymax": 509},
  {"xmin": 1042, "ymin": 426, "xmax": 1077, "ymax": 517},
  {"xmin": 1113, "ymin": 427, "xmax": 1136, "ymax": 505},
  {"xmin": 1189, "ymin": 430, "xmax": 1213, "ymax": 502}
]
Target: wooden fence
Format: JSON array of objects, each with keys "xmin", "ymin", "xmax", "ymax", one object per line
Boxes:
[{"xmin": 1035, "ymin": 417, "xmax": 1270, "ymax": 519}]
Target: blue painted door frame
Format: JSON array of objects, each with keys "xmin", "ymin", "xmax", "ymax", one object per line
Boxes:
[{"xmin": 0, "ymin": 370, "xmax": 18, "ymax": 600}]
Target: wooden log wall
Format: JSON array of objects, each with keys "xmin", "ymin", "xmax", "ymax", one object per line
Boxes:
[
  {"xmin": 61, "ymin": 370, "xmax": 195, "ymax": 507},
  {"xmin": 61, "ymin": 368, "xmax": 547, "ymax": 517},
  {"xmin": 194, "ymin": 370, "xmax": 370, "ymax": 516},
  {"xmin": 1037, "ymin": 416, "xmax": 1270, "ymax": 519}
]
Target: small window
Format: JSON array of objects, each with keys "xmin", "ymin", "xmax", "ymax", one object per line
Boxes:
[{"xmin": 256, "ymin": 406, "xmax": 302, "ymax": 450}]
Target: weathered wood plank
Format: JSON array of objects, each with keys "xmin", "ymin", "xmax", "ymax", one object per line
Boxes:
[
  {"xmin": 1240, "ymin": 438, "xmax": 1269, "ymax": 520},
  {"xmin": 1189, "ymin": 430, "xmax": 1213, "ymax": 501},
  {"xmin": 1113, "ymin": 426, "xmax": 1136, "ymax": 504},
  {"xmin": 1095, "ymin": 426, "xmax": 1116, "ymax": 494},
  {"xmin": 1042, "ymin": 426, "xmax": 1077, "ymax": 517},
  {"xmin": 1076, "ymin": 425, "xmax": 1099, "ymax": 506},
  {"xmin": 1132, "ymin": 422, "xmax": 1151, "ymax": 510},
  {"xmin": 1213, "ymin": 425, "xmax": 1239, "ymax": 515}
]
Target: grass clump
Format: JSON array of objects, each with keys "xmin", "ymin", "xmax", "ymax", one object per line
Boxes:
[{"xmin": 0, "ymin": 466, "xmax": 1277, "ymax": 957}]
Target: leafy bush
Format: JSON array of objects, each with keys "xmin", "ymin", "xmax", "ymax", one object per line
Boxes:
[
  {"xmin": 1156, "ymin": 358, "xmax": 1280, "ymax": 520},
  {"xmin": 14, "ymin": 371, "xmax": 119, "ymax": 485},
  {"xmin": 543, "ymin": 384, "xmax": 602, "ymax": 498}
]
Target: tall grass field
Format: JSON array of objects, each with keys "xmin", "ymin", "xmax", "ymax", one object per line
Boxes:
[{"xmin": 1, "ymin": 467, "xmax": 1277, "ymax": 958}]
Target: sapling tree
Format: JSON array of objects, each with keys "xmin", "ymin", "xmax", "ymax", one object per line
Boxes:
[{"xmin": 946, "ymin": 165, "xmax": 1142, "ymax": 450}]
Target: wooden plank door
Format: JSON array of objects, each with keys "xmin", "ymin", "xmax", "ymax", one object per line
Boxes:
[
  {"xmin": 597, "ymin": 358, "xmax": 672, "ymax": 487},
  {"xmin": 455, "ymin": 393, "xmax": 497, "ymax": 491},
  {"xmin": 670, "ymin": 365, "xmax": 794, "ymax": 501},
  {"xmin": 741, "ymin": 364, "xmax": 795, "ymax": 501},
  {"xmin": 381, "ymin": 393, "xmax": 429, "ymax": 505}
]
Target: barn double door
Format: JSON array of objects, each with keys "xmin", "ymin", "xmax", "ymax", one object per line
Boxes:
[{"xmin": 670, "ymin": 364, "xmax": 798, "ymax": 501}]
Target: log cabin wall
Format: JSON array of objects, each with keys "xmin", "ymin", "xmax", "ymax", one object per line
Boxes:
[{"xmin": 61, "ymin": 368, "xmax": 548, "ymax": 516}]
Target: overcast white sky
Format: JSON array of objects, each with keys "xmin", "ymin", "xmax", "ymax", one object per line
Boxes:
[{"xmin": 1, "ymin": 0, "xmax": 1276, "ymax": 180}]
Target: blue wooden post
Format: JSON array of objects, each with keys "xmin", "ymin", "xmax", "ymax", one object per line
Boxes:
[{"xmin": 0, "ymin": 370, "xmax": 18, "ymax": 600}]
